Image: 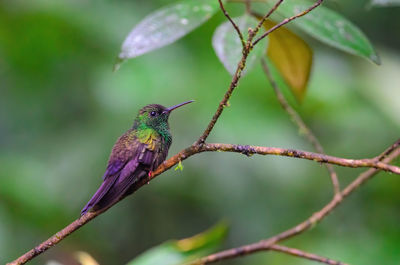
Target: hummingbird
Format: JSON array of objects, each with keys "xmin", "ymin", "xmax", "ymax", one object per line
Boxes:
[{"xmin": 81, "ymin": 100, "xmax": 194, "ymax": 215}]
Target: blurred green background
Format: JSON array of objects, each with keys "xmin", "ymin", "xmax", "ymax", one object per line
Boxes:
[{"xmin": 1, "ymin": 0, "xmax": 399, "ymax": 264}]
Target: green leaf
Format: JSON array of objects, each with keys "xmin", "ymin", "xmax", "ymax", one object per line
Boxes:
[
  {"xmin": 126, "ymin": 222, "xmax": 228, "ymax": 265},
  {"xmin": 118, "ymin": 0, "xmax": 220, "ymax": 60},
  {"xmin": 212, "ymin": 15, "xmax": 269, "ymax": 76},
  {"xmin": 263, "ymin": 0, "xmax": 380, "ymax": 64},
  {"xmin": 369, "ymin": 0, "xmax": 400, "ymax": 7}
]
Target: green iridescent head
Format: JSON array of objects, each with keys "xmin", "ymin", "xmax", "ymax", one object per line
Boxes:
[{"xmin": 133, "ymin": 100, "xmax": 194, "ymax": 130}]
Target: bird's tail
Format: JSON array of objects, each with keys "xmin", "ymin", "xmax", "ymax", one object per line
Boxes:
[
  {"xmin": 80, "ymin": 176, "xmax": 117, "ymax": 215},
  {"xmin": 92, "ymin": 170, "xmax": 146, "ymax": 212},
  {"xmin": 80, "ymin": 170, "xmax": 147, "ymax": 215}
]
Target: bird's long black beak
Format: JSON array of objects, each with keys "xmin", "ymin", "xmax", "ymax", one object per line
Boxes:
[{"xmin": 165, "ymin": 100, "xmax": 194, "ymax": 113}]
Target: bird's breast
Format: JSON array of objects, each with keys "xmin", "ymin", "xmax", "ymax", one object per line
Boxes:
[{"xmin": 137, "ymin": 128, "xmax": 161, "ymax": 151}]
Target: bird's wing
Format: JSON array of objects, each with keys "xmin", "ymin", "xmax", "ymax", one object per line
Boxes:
[
  {"xmin": 81, "ymin": 130, "xmax": 139, "ymax": 214},
  {"xmin": 81, "ymin": 129, "xmax": 163, "ymax": 215},
  {"xmin": 133, "ymin": 127, "xmax": 168, "ymax": 171}
]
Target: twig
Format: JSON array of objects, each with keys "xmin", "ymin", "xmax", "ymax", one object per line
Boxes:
[
  {"xmin": 245, "ymin": 0, "xmax": 252, "ymax": 14},
  {"xmin": 374, "ymin": 138, "xmax": 400, "ymax": 161},
  {"xmin": 9, "ymin": 141, "xmax": 400, "ymax": 264},
  {"xmin": 270, "ymin": 244, "xmax": 348, "ymax": 265},
  {"xmin": 6, "ymin": 145, "xmax": 195, "ymax": 265},
  {"xmin": 200, "ymin": 143, "xmax": 400, "ymax": 174},
  {"xmin": 252, "ymin": 0, "xmax": 284, "ymax": 37},
  {"xmin": 193, "ymin": 146, "xmax": 400, "ymax": 264},
  {"xmin": 6, "ymin": 212, "xmax": 99, "ymax": 265},
  {"xmin": 218, "ymin": 0, "xmax": 246, "ymax": 48},
  {"xmin": 260, "ymin": 59, "xmax": 341, "ymax": 196},
  {"xmin": 190, "ymin": 244, "xmax": 348, "ymax": 265},
  {"xmin": 253, "ymin": 0, "xmax": 323, "ymax": 46},
  {"xmin": 194, "ymin": 52, "xmax": 249, "ymax": 145},
  {"xmin": 196, "ymin": 0, "xmax": 320, "ymax": 145}
]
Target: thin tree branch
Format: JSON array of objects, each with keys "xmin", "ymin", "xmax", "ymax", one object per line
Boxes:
[
  {"xmin": 269, "ymin": 244, "xmax": 348, "ymax": 265},
  {"xmin": 9, "ymin": 141, "xmax": 400, "ymax": 264},
  {"xmin": 374, "ymin": 138, "xmax": 400, "ymax": 161},
  {"xmin": 194, "ymin": 52, "xmax": 249, "ymax": 145},
  {"xmin": 252, "ymin": 0, "xmax": 284, "ymax": 37},
  {"xmin": 196, "ymin": 0, "xmax": 322, "ymax": 145},
  {"xmin": 245, "ymin": 0, "xmax": 252, "ymax": 14},
  {"xmin": 260, "ymin": 59, "xmax": 341, "ymax": 196},
  {"xmin": 190, "ymin": 244, "xmax": 348, "ymax": 265},
  {"xmin": 6, "ymin": 211, "xmax": 99, "ymax": 265},
  {"xmin": 6, "ymin": 145, "xmax": 196, "ymax": 265},
  {"xmin": 201, "ymin": 143, "xmax": 400, "ymax": 174},
  {"xmin": 218, "ymin": 0, "xmax": 246, "ymax": 48},
  {"xmin": 253, "ymin": 0, "xmax": 323, "ymax": 46},
  {"xmin": 192, "ymin": 146, "xmax": 400, "ymax": 264}
]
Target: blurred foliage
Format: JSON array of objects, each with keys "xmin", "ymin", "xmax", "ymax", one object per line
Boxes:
[
  {"xmin": 0, "ymin": 0, "xmax": 399, "ymax": 265},
  {"xmin": 126, "ymin": 221, "xmax": 228, "ymax": 265}
]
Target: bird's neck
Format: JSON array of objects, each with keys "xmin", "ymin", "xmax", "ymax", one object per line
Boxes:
[{"xmin": 133, "ymin": 122, "xmax": 171, "ymax": 146}]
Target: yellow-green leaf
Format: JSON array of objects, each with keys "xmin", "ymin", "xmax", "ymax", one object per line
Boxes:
[
  {"xmin": 264, "ymin": 19, "xmax": 313, "ymax": 102},
  {"xmin": 126, "ymin": 221, "xmax": 228, "ymax": 265}
]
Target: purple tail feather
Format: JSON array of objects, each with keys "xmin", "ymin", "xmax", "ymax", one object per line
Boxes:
[
  {"xmin": 80, "ymin": 176, "xmax": 117, "ymax": 215},
  {"xmin": 80, "ymin": 169, "xmax": 147, "ymax": 215}
]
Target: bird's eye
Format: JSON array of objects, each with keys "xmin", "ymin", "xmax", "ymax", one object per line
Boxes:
[{"xmin": 150, "ymin": 111, "xmax": 157, "ymax": 117}]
